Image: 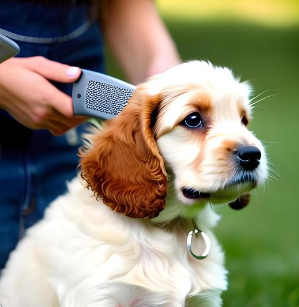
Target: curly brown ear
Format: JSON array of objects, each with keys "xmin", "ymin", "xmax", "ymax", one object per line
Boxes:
[
  {"xmin": 229, "ymin": 194, "xmax": 250, "ymax": 210},
  {"xmin": 79, "ymin": 87, "xmax": 167, "ymax": 218}
]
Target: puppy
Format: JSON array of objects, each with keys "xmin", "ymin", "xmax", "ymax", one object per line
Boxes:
[{"xmin": 0, "ymin": 61, "xmax": 267, "ymax": 307}]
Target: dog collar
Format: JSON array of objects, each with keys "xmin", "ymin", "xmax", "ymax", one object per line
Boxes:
[{"xmin": 187, "ymin": 219, "xmax": 211, "ymax": 260}]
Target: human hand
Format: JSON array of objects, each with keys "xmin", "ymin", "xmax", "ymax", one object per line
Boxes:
[{"xmin": 0, "ymin": 56, "xmax": 87, "ymax": 135}]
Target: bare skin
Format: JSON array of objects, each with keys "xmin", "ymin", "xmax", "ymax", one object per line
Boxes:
[{"xmin": 0, "ymin": 56, "xmax": 86, "ymax": 135}]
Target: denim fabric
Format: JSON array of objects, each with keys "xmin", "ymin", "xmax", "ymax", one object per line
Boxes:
[{"xmin": 0, "ymin": 0, "xmax": 105, "ymax": 269}]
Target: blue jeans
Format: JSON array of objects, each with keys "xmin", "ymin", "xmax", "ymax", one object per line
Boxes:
[{"xmin": 0, "ymin": 0, "xmax": 105, "ymax": 269}]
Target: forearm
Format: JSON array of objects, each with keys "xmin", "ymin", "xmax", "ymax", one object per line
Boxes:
[{"xmin": 99, "ymin": 0, "xmax": 181, "ymax": 84}]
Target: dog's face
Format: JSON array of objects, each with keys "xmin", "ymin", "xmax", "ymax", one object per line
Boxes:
[
  {"xmin": 80, "ymin": 61, "xmax": 267, "ymax": 219},
  {"xmin": 151, "ymin": 62, "xmax": 267, "ymax": 215}
]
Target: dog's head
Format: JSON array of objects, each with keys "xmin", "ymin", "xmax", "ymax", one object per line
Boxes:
[{"xmin": 79, "ymin": 61, "xmax": 267, "ymax": 219}]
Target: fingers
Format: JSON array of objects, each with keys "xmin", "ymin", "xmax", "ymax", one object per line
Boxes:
[
  {"xmin": 28, "ymin": 64, "xmax": 88, "ymax": 133},
  {"xmin": 26, "ymin": 80, "xmax": 87, "ymax": 133},
  {"xmin": 34, "ymin": 77, "xmax": 77, "ymax": 119},
  {"xmin": 47, "ymin": 84, "xmax": 74, "ymax": 117},
  {"xmin": 2, "ymin": 57, "xmax": 88, "ymax": 135},
  {"xmin": 49, "ymin": 109, "xmax": 87, "ymax": 130},
  {"xmin": 25, "ymin": 60, "xmax": 81, "ymax": 118},
  {"xmin": 37, "ymin": 114, "xmax": 87, "ymax": 136},
  {"xmin": 48, "ymin": 115, "xmax": 87, "ymax": 136},
  {"xmin": 46, "ymin": 121, "xmax": 71, "ymax": 136},
  {"xmin": 23, "ymin": 56, "xmax": 81, "ymax": 83}
]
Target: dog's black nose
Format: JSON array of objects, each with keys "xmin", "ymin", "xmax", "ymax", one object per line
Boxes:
[{"xmin": 236, "ymin": 146, "xmax": 261, "ymax": 170}]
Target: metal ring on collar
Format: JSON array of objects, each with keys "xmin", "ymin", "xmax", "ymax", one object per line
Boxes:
[{"xmin": 187, "ymin": 228, "xmax": 211, "ymax": 260}]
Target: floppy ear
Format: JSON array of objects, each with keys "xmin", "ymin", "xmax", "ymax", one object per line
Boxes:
[{"xmin": 79, "ymin": 87, "xmax": 167, "ymax": 218}]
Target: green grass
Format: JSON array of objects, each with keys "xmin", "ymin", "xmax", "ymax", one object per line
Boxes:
[
  {"xmin": 106, "ymin": 19, "xmax": 299, "ymax": 307},
  {"xmin": 157, "ymin": 0, "xmax": 299, "ymax": 27}
]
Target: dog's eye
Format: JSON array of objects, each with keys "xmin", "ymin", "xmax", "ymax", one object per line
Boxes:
[
  {"xmin": 182, "ymin": 112, "xmax": 203, "ymax": 128},
  {"xmin": 241, "ymin": 116, "xmax": 249, "ymax": 126}
]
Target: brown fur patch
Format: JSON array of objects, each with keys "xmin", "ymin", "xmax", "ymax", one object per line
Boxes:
[
  {"xmin": 154, "ymin": 85, "xmax": 213, "ymax": 138},
  {"xmin": 189, "ymin": 91, "xmax": 213, "ymax": 115},
  {"xmin": 221, "ymin": 139, "xmax": 240, "ymax": 152},
  {"xmin": 79, "ymin": 88, "xmax": 167, "ymax": 218}
]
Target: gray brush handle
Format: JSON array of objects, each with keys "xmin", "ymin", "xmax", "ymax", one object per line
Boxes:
[
  {"xmin": 72, "ymin": 69, "xmax": 136, "ymax": 120},
  {"xmin": 0, "ymin": 33, "xmax": 20, "ymax": 63}
]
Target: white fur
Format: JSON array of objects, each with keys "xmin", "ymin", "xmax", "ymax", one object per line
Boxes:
[
  {"xmin": 146, "ymin": 61, "xmax": 251, "ymax": 104},
  {"xmin": 0, "ymin": 61, "xmax": 267, "ymax": 307},
  {"xmin": 0, "ymin": 179, "xmax": 226, "ymax": 307}
]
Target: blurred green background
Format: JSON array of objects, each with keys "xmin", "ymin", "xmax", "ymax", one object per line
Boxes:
[{"xmin": 106, "ymin": 0, "xmax": 299, "ymax": 306}]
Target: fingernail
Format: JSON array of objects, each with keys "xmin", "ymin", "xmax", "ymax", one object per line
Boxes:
[{"xmin": 66, "ymin": 66, "xmax": 79, "ymax": 78}]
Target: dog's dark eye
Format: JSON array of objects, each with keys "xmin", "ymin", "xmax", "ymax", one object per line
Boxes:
[
  {"xmin": 241, "ymin": 116, "xmax": 249, "ymax": 126},
  {"xmin": 182, "ymin": 112, "xmax": 203, "ymax": 128}
]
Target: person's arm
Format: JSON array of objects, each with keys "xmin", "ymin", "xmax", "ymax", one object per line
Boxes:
[
  {"xmin": 0, "ymin": 56, "xmax": 86, "ymax": 135},
  {"xmin": 100, "ymin": 0, "xmax": 181, "ymax": 84}
]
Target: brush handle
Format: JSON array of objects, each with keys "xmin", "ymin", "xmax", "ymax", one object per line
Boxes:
[
  {"xmin": 0, "ymin": 33, "xmax": 20, "ymax": 63},
  {"xmin": 72, "ymin": 69, "xmax": 136, "ymax": 120}
]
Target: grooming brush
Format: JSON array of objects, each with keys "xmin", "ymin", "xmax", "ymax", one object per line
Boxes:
[
  {"xmin": 0, "ymin": 33, "xmax": 20, "ymax": 63},
  {"xmin": 72, "ymin": 69, "xmax": 136, "ymax": 120}
]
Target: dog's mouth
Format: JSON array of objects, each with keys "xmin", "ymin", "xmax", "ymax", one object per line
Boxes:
[
  {"xmin": 182, "ymin": 187, "xmax": 210, "ymax": 200},
  {"xmin": 181, "ymin": 173, "xmax": 258, "ymax": 209},
  {"xmin": 181, "ymin": 186, "xmax": 252, "ymax": 210}
]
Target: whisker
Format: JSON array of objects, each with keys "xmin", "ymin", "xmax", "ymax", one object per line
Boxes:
[
  {"xmin": 268, "ymin": 166, "xmax": 283, "ymax": 180},
  {"xmin": 251, "ymin": 189, "xmax": 261, "ymax": 206},
  {"xmin": 250, "ymin": 89, "xmax": 278, "ymax": 103},
  {"xmin": 252, "ymin": 105, "xmax": 274, "ymax": 115},
  {"xmin": 260, "ymin": 139, "xmax": 286, "ymax": 145},
  {"xmin": 267, "ymin": 161, "xmax": 281, "ymax": 173},
  {"xmin": 267, "ymin": 172, "xmax": 284, "ymax": 185},
  {"xmin": 261, "ymin": 182, "xmax": 266, "ymax": 197},
  {"xmin": 268, "ymin": 168, "xmax": 284, "ymax": 185},
  {"xmin": 255, "ymin": 182, "xmax": 267, "ymax": 197},
  {"xmin": 250, "ymin": 93, "xmax": 278, "ymax": 107},
  {"xmin": 266, "ymin": 173, "xmax": 278, "ymax": 181}
]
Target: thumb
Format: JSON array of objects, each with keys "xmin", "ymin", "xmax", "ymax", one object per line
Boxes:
[{"xmin": 24, "ymin": 56, "xmax": 81, "ymax": 83}]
